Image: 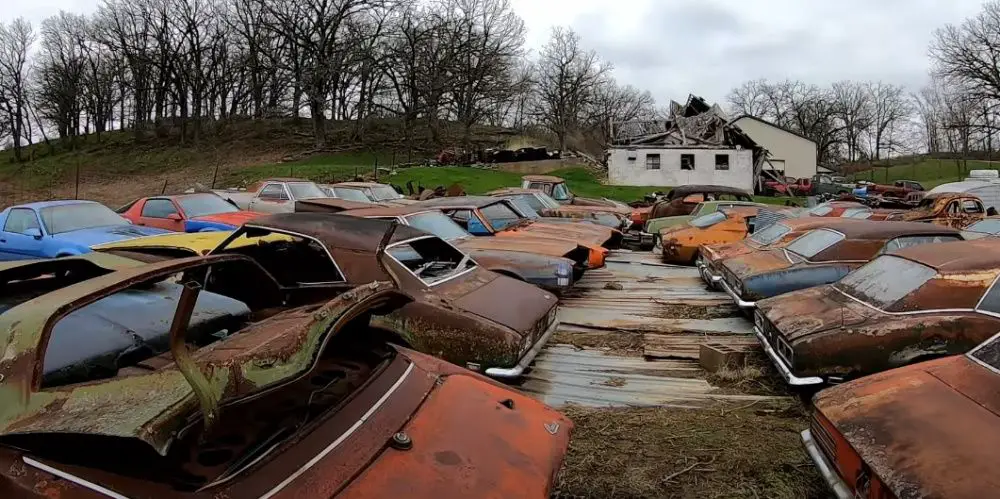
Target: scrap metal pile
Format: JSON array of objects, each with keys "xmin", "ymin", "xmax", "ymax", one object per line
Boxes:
[{"xmin": 2, "ymin": 172, "xmax": 1000, "ymax": 498}]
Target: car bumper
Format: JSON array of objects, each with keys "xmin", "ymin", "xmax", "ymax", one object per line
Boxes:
[
  {"xmin": 696, "ymin": 259, "xmax": 723, "ymax": 288},
  {"xmin": 485, "ymin": 319, "xmax": 560, "ymax": 379},
  {"xmin": 754, "ymin": 326, "xmax": 824, "ymax": 386},
  {"xmin": 800, "ymin": 429, "xmax": 852, "ymax": 499},
  {"xmin": 531, "ymin": 276, "xmax": 574, "ymax": 293},
  {"xmin": 718, "ymin": 277, "xmax": 757, "ymax": 309},
  {"xmin": 622, "ymin": 231, "xmax": 654, "ymax": 251}
]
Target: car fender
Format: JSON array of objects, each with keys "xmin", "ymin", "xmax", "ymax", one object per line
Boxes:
[
  {"xmin": 463, "ymin": 249, "xmax": 571, "ymax": 282},
  {"xmin": 185, "ymin": 219, "xmax": 236, "ymax": 233}
]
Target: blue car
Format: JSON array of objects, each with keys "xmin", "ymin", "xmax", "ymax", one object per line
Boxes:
[{"xmin": 0, "ymin": 200, "xmax": 169, "ymax": 260}]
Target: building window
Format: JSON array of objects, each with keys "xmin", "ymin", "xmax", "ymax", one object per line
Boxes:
[
  {"xmin": 681, "ymin": 154, "xmax": 695, "ymax": 170},
  {"xmin": 715, "ymin": 154, "xmax": 730, "ymax": 170},
  {"xmin": 645, "ymin": 153, "xmax": 661, "ymax": 170}
]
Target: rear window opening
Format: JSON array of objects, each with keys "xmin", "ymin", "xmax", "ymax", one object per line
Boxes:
[
  {"xmin": 0, "ymin": 260, "xmax": 116, "ymax": 315},
  {"xmin": 387, "ymin": 237, "xmax": 476, "ymax": 285},
  {"xmin": 215, "ymin": 229, "xmax": 345, "ymax": 286},
  {"xmin": 785, "ymin": 229, "xmax": 845, "ymax": 259},
  {"xmin": 8, "ymin": 308, "xmax": 399, "ymax": 492},
  {"xmin": 690, "ymin": 212, "xmax": 727, "ymax": 228},
  {"xmin": 749, "ymin": 223, "xmax": 791, "ymax": 247}
]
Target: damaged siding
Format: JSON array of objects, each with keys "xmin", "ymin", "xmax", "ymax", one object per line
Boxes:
[
  {"xmin": 733, "ymin": 116, "xmax": 817, "ymax": 179},
  {"xmin": 608, "ymin": 148, "xmax": 754, "ymax": 190}
]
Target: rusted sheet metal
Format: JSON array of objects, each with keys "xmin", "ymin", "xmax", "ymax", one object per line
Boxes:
[
  {"xmin": 811, "ymin": 356, "xmax": 1000, "ymax": 499},
  {"xmin": 642, "ymin": 334, "xmax": 758, "ymax": 360},
  {"xmin": 887, "ymin": 192, "xmax": 986, "ymax": 228},
  {"xmin": 520, "ymin": 346, "xmax": 779, "ymax": 408},
  {"xmin": 647, "ymin": 185, "xmax": 754, "ymax": 219},
  {"xmin": 659, "ymin": 207, "xmax": 759, "ymax": 265}
]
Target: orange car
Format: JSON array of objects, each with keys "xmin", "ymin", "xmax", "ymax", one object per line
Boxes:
[
  {"xmin": 657, "ymin": 207, "xmax": 760, "ymax": 265},
  {"xmin": 419, "ymin": 197, "xmax": 610, "ymax": 268}
]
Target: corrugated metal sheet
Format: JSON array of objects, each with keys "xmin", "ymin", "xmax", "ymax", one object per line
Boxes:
[{"xmin": 522, "ymin": 251, "xmax": 778, "ymax": 408}]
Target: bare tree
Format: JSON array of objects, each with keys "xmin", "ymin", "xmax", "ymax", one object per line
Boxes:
[
  {"xmin": 830, "ymin": 81, "xmax": 871, "ymax": 162},
  {"xmin": 534, "ymin": 26, "xmax": 610, "ymax": 151},
  {"xmin": 0, "ymin": 18, "xmax": 35, "ymax": 161},
  {"xmin": 863, "ymin": 82, "xmax": 912, "ymax": 160},
  {"xmin": 931, "ymin": 2, "xmax": 1000, "ymax": 103}
]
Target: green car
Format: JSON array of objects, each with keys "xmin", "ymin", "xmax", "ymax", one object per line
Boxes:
[{"xmin": 645, "ymin": 200, "xmax": 767, "ymax": 234}]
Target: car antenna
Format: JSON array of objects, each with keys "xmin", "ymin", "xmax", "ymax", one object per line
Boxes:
[{"xmin": 169, "ymin": 280, "xmax": 221, "ymax": 434}]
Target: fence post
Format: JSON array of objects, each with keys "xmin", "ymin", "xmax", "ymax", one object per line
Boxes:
[
  {"xmin": 211, "ymin": 163, "xmax": 219, "ymax": 189},
  {"xmin": 373, "ymin": 156, "xmax": 379, "ymax": 181},
  {"xmin": 74, "ymin": 156, "xmax": 80, "ymax": 200}
]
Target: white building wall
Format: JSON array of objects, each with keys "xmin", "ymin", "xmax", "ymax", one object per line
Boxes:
[
  {"xmin": 607, "ymin": 148, "xmax": 754, "ymax": 189},
  {"xmin": 732, "ymin": 116, "xmax": 817, "ymax": 179}
]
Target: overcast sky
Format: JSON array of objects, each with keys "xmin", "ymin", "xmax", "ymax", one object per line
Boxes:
[{"xmin": 7, "ymin": 0, "xmax": 989, "ymax": 105}]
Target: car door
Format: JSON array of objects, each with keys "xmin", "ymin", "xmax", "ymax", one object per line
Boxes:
[
  {"xmin": 250, "ymin": 183, "xmax": 292, "ymax": 213},
  {"xmin": 0, "ymin": 208, "xmax": 45, "ymax": 260},
  {"xmin": 136, "ymin": 198, "xmax": 184, "ymax": 231}
]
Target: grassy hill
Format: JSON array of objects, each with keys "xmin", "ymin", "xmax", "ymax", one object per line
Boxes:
[{"xmin": 846, "ymin": 157, "xmax": 999, "ymax": 188}]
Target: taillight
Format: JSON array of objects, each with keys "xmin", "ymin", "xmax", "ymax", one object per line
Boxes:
[{"xmin": 812, "ymin": 412, "xmax": 896, "ymax": 499}]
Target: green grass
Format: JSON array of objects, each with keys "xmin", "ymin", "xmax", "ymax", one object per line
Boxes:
[{"xmin": 847, "ymin": 158, "xmax": 999, "ymax": 189}]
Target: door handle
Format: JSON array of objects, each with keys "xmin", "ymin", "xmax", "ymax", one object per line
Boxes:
[{"xmin": 0, "ymin": 239, "xmax": 6, "ymax": 243}]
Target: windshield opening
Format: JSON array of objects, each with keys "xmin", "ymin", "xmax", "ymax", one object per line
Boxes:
[
  {"xmin": 749, "ymin": 223, "xmax": 791, "ymax": 247},
  {"xmin": 508, "ymin": 197, "xmax": 541, "ymax": 219},
  {"xmin": 40, "ymin": 203, "xmax": 129, "ymax": 234},
  {"xmin": 968, "ymin": 219, "xmax": 1000, "ymax": 235},
  {"xmin": 403, "ymin": 212, "xmax": 471, "ymax": 242},
  {"xmin": 370, "ymin": 185, "xmax": 403, "ymax": 201},
  {"xmin": 785, "ymin": 229, "xmax": 845, "ymax": 259},
  {"xmin": 177, "ymin": 194, "xmax": 239, "ymax": 218},
  {"xmin": 215, "ymin": 230, "xmax": 344, "ymax": 286},
  {"xmin": 834, "ymin": 255, "xmax": 937, "ymax": 310},
  {"xmin": 481, "ymin": 202, "xmax": 523, "ymax": 230},
  {"xmin": 690, "ymin": 211, "xmax": 727, "ymax": 228},
  {"xmin": 809, "ymin": 205, "xmax": 834, "ymax": 217},
  {"xmin": 842, "ymin": 208, "xmax": 873, "ymax": 219},
  {"xmin": 332, "ymin": 187, "xmax": 372, "ymax": 203},
  {"xmin": 533, "ymin": 192, "xmax": 562, "ymax": 209},
  {"xmin": 387, "ymin": 237, "xmax": 476, "ymax": 285},
  {"xmin": 286, "ymin": 182, "xmax": 326, "ymax": 200},
  {"xmin": 513, "ymin": 194, "xmax": 547, "ymax": 214},
  {"xmin": 551, "ymin": 183, "xmax": 571, "ymax": 201}
]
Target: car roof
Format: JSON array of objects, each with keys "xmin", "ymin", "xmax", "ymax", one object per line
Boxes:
[
  {"xmin": 718, "ymin": 206, "xmax": 761, "ymax": 217},
  {"xmin": 342, "ymin": 205, "xmax": 438, "ymax": 217},
  {"xmin": 334, "ymin": 182, "xmax": 388, "ymax": 188},
  {"xmin": 14, "ymin": 200, "xmax": 99, "ymax": 210},
  {"xmin": 922, "ymin": 191, "xmax": 977, "ymax": 201},
  {"xmin": 669, "ymin": 185, "xmax": 752, "ymax": 197},
  {"xmin": 893, "ymin": 238, "xmax": 1000, "ymax": 272},
  {"xmin": 826, "ymin": 220, "xmax": 961, "ymax": 240},
  {"xmin": 417, "ymin": 196, "xmax": 508, "ymax": 209},
  {"xmin": 487, "ymin": 188, "xmax": 540, "ymax": 196},
  {"xmin": 522, "ymin": 175, "xmax": 564, "ymax": 183},
  {"xmin": 246, "ymin": 213, "xmax": 427, "ymax": 253}
]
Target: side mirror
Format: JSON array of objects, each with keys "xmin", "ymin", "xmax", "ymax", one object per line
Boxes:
[
  {"xmin": 24, "ymin": 228, "xmax": 42, "ymax": 240},
  {"xmin": 168, "ymin": 213, "xmax": 183, "ymax": 221}
]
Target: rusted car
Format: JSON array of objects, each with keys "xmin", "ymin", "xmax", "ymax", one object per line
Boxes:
[
  {"xmin": 418, "ymin": 196, "xmax": 610, "ymax": 268},
  {"xmin": 657, "ymin": 207, "xmax": 761, "ymax": 265},
  {"xmin": 804, "ymin": 346, "xmax": 1000, "ymax": 499},
  {"xmin": 487, "ymin": 187, "xmax": 630, "ymax": 231},
  {"xmin": 520, "ymin": 175, "xmax": 631, "ymax": 212},
  {"xmin": 340, "ymin": 205, "xmax": 585, "ymax": 290},
  {"xmin": 962, "ymin": 217, "xmax": 1000, "ymax": 239},
  {"xmin": 646, "ymin": 185, "xmax": 755, "ymax": 221},
  {"xmin": 805, "ymin": 200, "xmax": 892, "ymax": 220},
  {"xmin": 93, "ymin": 214, "xmax": 561, "ymax": 379},
  {"xmin": 754, "ymin": 238, "xmax": 1000, "ymax": 387},
  {"xmin": 646, "ymin": 200, "xmax": 765, "ymax": 235},
  {"xmin": 0, "ymin": 253, "xmax": 572, "ymax": 498},
  {"xmin": 885, "ymin": 191, "xmax": 987, "ymax": 228},
  {"xmin": 718, "ymin": 221, "xmax": 963, "ymax": 309},
  {"xmin": 333, "ymin": 182, "xmax": 417, "ymax": 206},
  {"xmin": 697, "ymin": 218, "xmax": 863, "ymax": 289}
]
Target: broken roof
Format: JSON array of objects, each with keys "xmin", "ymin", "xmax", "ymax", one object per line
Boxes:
[{"xmin": 611, "ymin": 94, "xmax": 759, "ymax": 152}]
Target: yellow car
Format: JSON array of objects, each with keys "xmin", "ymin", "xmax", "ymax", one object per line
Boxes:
[
  {"xmin": 657, "ymin": 207, "xmax": 761, "ymax": 265},
  {"xmin": 91, "ymin": 231, "xmax": 293, "ymax": 259}
]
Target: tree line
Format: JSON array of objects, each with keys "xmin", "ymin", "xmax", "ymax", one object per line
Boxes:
[
  {"xmin": 0, "ymin": 0, "xmax": 656, "ymax": 162},
  {"xmin": 726, "ymin": 1, "xmax": 1000, "ymax": 169}
]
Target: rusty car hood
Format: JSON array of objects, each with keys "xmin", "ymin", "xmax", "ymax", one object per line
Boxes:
[
  {"xmin": 546, "ymin": 204, "xmax": 628, "ymax": 217},
  {"xmin": 502, "ymin": 220, "xmax": 613, "ymax": 246},
  {"xmin": 453, "ymin": 235, "xmax": 579, "ymax": 259},
  {"xmin": 702, "ymin": 241, "xmax": 754, "ymax": 263},
  {"xmin": 721, "ymin": 249, "xmax": 794, "ymax": 280},
  {"xmin": 814, "ymin": 356, "xmax": 1000, "ymax": 499},
  {"xmin": 341, "ymin": 371, "xmax": 571, "ymax": 498},
  {"xmin": 448, "ymin": 271, "xmax": 557, "ymax": 335},
  {"xmin": 758, "ymin": 286, "xmax": 873, "ymax": 342},
  {"xmin": 0, "ymin": 255, "xmax": 407, "ymax": 456}
]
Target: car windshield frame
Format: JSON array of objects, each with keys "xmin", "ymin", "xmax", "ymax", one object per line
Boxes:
[
  {"xmin": 551, "ymin": 183, "xmax": 571, "ymax": 201},
  {"xmin": 370, "ymin": 185, "xmax": 403, "ymax": 201},
  {"xmin": 532, "ymin": 192, "xmax": 562, "ymax": 209},
  {"xmin": 286, "ymin": 182, "xmax": 327, "ymax": 200},
  {"xmin": 748, "ymin": 222, "xmax": 792, "ymax": 247},
  {"xmin": 507, "ymin": 197, "xmax": 542, "ymax": 219},
  {"xmin": 480, "ymin": 201, "xmax": 524, "ymax": 231},
  {"xmin": 177, "ymin": 194, "xmax": 240, "ymax": 218},
  {"xmin": 39, "ymin": 203, "xmax": 130, "ymax": 235},
  {"xmin": 690, "ymin": 211, "xmax": 727, "ymax": 228},
  {"xmin": 384, "ymin": 235, "xmax": 477, "ymax": 287},
  {"xmin": 785, "ymin": 228, "xmax": 846, "ymax": 259},
  {"xmin": 833, "ymin": 255, "xmax": 938, "ymax": 310},
  {"xmin": 402, "ymin": 211, "xmax": 472, "ymax": 242},
  {"xmin": 331, "ymin": 187, "xmax": 372, "ymax": 203},
  {"xmin": 968, "ymin": 219, "xmax": 1000, "ymax": 235}
]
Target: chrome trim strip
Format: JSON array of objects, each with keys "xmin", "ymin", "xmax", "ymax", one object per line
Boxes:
[
  {"xmin": 754, "ymin": 326, "xmax": 824, "ymax": 386},
  {"xmin": 24, "ymin": 457, "xmax": 131, "ymax": 499},
  {"xmin": 485, "ymin": 319, "xmax": 560, "ymax": 379},
  {"xmin": 800, "ymin": 430, "xmax": 852, "ymax": 499},
  {"xmin": 258, "ymin": 362, "xmax": 415, "ymax": 499}
]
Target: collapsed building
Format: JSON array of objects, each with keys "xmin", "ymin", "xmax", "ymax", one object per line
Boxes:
[{"xmin": 607, "ymin": 95, "xmax": 768, "ymax": 191}]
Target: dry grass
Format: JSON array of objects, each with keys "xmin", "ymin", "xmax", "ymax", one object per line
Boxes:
[
  {"xmin": 554, "ymin": 402, "xmax": 831, "ymax": 499},
  {"xmin": 706, "ymin": 355, "xmax": 789, "ymax": 397},
  {"xmin": 552, "ymin": 330, "xmax": 646, "ymax": 356}
]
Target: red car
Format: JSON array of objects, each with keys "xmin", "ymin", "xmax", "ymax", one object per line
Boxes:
[{"xmin": 119, "ymin": 193, "xmax": 264, "ymax": 232}]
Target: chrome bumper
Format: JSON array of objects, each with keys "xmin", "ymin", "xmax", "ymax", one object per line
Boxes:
[
  {"xmin": 754, "ymin": 326, "xmax": 824, "ymax": 386},
  {"xmin": 801, "ymin": 429, "xmax": 852, "ymax": 499},
  {"xmin": 485, "ymin": 319, "xmax": 559, "ymax": 379},
  {"xmin": 718, "ymin": 276, "xmax": 756, "ymax": 309},
  {"xmin": 697, "ymin": 259, "xmax": 723, "ymax": 288}
]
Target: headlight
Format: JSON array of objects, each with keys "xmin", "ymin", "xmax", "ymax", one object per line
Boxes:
[{"xmin": 556, "ymin": 262, "xmax": 572, "ymax": 286}]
